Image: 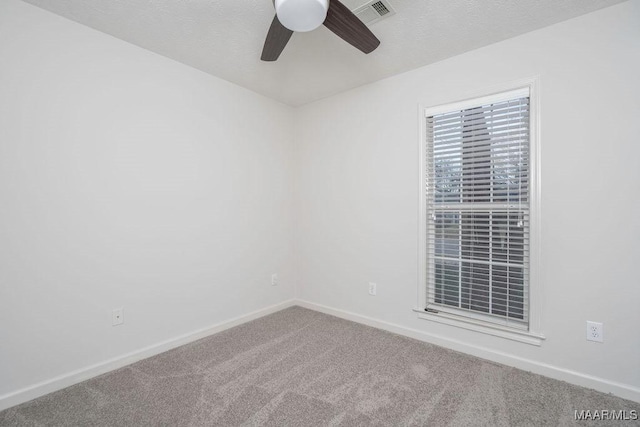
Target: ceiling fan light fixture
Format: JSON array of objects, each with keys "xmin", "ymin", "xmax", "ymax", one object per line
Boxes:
[{"xmin": 275, "ymin": 0, "xmax": 329, "ymax": 32}]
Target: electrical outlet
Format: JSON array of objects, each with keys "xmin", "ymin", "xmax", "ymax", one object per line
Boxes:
[
  {"xmin": 112, "ymin": 308, "xmax": 124, "ymax": 326},
  {"xmin": 368, "ymin": 282, "xmax": 377, "ymax": 296},
  {"xmin": 271, "ymin": 273, "xmax": 278, "ymax": 286},
  {"xmin": 586, "ymin": 321, "xmax": 603, "ymax": 343}
]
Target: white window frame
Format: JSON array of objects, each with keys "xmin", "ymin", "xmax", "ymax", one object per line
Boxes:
[{"xmin": 417, "ymin": 77, "xmax": 544, "ymax": 346}]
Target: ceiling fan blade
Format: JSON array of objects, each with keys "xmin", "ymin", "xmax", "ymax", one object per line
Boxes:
[
  {"xmin": 261, "ymin": 15, "xmax": 294, "ymax": 61},
  {"xmin": 323, "ymin": 0, "xmax": 380, "ymax": 54}
]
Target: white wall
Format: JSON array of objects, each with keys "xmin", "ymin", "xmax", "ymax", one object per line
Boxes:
[
  {"xmin": 0, "ymin": 0, "xmax": 295, "ymax": 403},
  {"xmin": 294, "ymin": 0, "xmax": 640, "ymax": 400}
]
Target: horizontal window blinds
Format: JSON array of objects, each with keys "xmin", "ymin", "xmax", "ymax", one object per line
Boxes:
[{"xmin": 426, "ymin": 95, "xmax": 530, "ymax": 329}]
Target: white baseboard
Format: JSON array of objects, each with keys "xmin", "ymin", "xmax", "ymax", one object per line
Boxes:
[
  {"xmin": 3, "ymin": 297, "xmax": 638, "ymax": 411},
  {"xmin": 0, "ymin": 299, "xmax": 296, "ymax": 412},
  {"xmin": 295, "ymin": 299, "xmax": 640, "ymax": 403}
]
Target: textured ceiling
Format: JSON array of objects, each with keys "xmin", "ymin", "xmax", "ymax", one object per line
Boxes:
[{"xmin": 21, "ymin": 0, "xmax": 626, "ymax": 106}]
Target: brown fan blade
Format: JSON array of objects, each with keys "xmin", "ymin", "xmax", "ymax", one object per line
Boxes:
[
  {"xmin": 323, "ymin": 0, "xmax": 380, "ymax": 54},
  {"xmin": 261, "ymin": 15, "xmax": 294, "ymax": 61}
]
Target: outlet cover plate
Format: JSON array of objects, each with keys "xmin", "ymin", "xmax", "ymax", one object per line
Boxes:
[
  {"xmin": 586, "ymin": 321, "xmax": 603, "ymax": 343},
  {"xmin": 112, "ymin": 308, "xmax": 124, "ymax": 326},
  {"xmin": 368, "ymin": 282, "xmax": 377, "ymax": 296}
]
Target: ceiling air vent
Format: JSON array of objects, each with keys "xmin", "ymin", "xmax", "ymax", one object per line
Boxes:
[{"xmin": 353, "ymin": 0, "xmax": 396, "ymax": 26}]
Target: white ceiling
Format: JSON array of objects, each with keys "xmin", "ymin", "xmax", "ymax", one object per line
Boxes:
[{"xmin": 21, "ymin": 0, "xmax": 626, "ymax": 106}]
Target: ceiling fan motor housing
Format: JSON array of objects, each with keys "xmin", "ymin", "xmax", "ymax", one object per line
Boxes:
[{"xmin": 275, "ymin": 0, "xmax": 329, "ymax": 32}]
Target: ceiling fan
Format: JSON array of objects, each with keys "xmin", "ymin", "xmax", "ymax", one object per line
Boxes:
[{"xmin": 261, "ymin": 0, "xmax": 380, "ymax": 61}]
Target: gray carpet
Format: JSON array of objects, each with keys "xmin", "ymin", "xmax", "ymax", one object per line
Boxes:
[{"xmin": 1, "ymin": 306, "xmax": 638, "ymax": 426}]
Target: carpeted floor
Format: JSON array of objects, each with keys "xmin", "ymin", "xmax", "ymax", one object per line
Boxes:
[{"xmin": 1, "ymin": 306, "xmax": 638, "ymax": 426}]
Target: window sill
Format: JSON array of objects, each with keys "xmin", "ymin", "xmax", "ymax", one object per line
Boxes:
[{"xmin": 414, "ymin": 308, "xmax": 545, "ymax": 346}]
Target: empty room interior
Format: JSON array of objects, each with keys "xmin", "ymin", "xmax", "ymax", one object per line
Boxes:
[{"xmin": 1, "ymin": 0, "xmax": 639, "ymax": 425}]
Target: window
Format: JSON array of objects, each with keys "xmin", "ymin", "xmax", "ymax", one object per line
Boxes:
[{"xmin": 418, "ymin": 82, "xmax": 542, "ymax": 344}]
